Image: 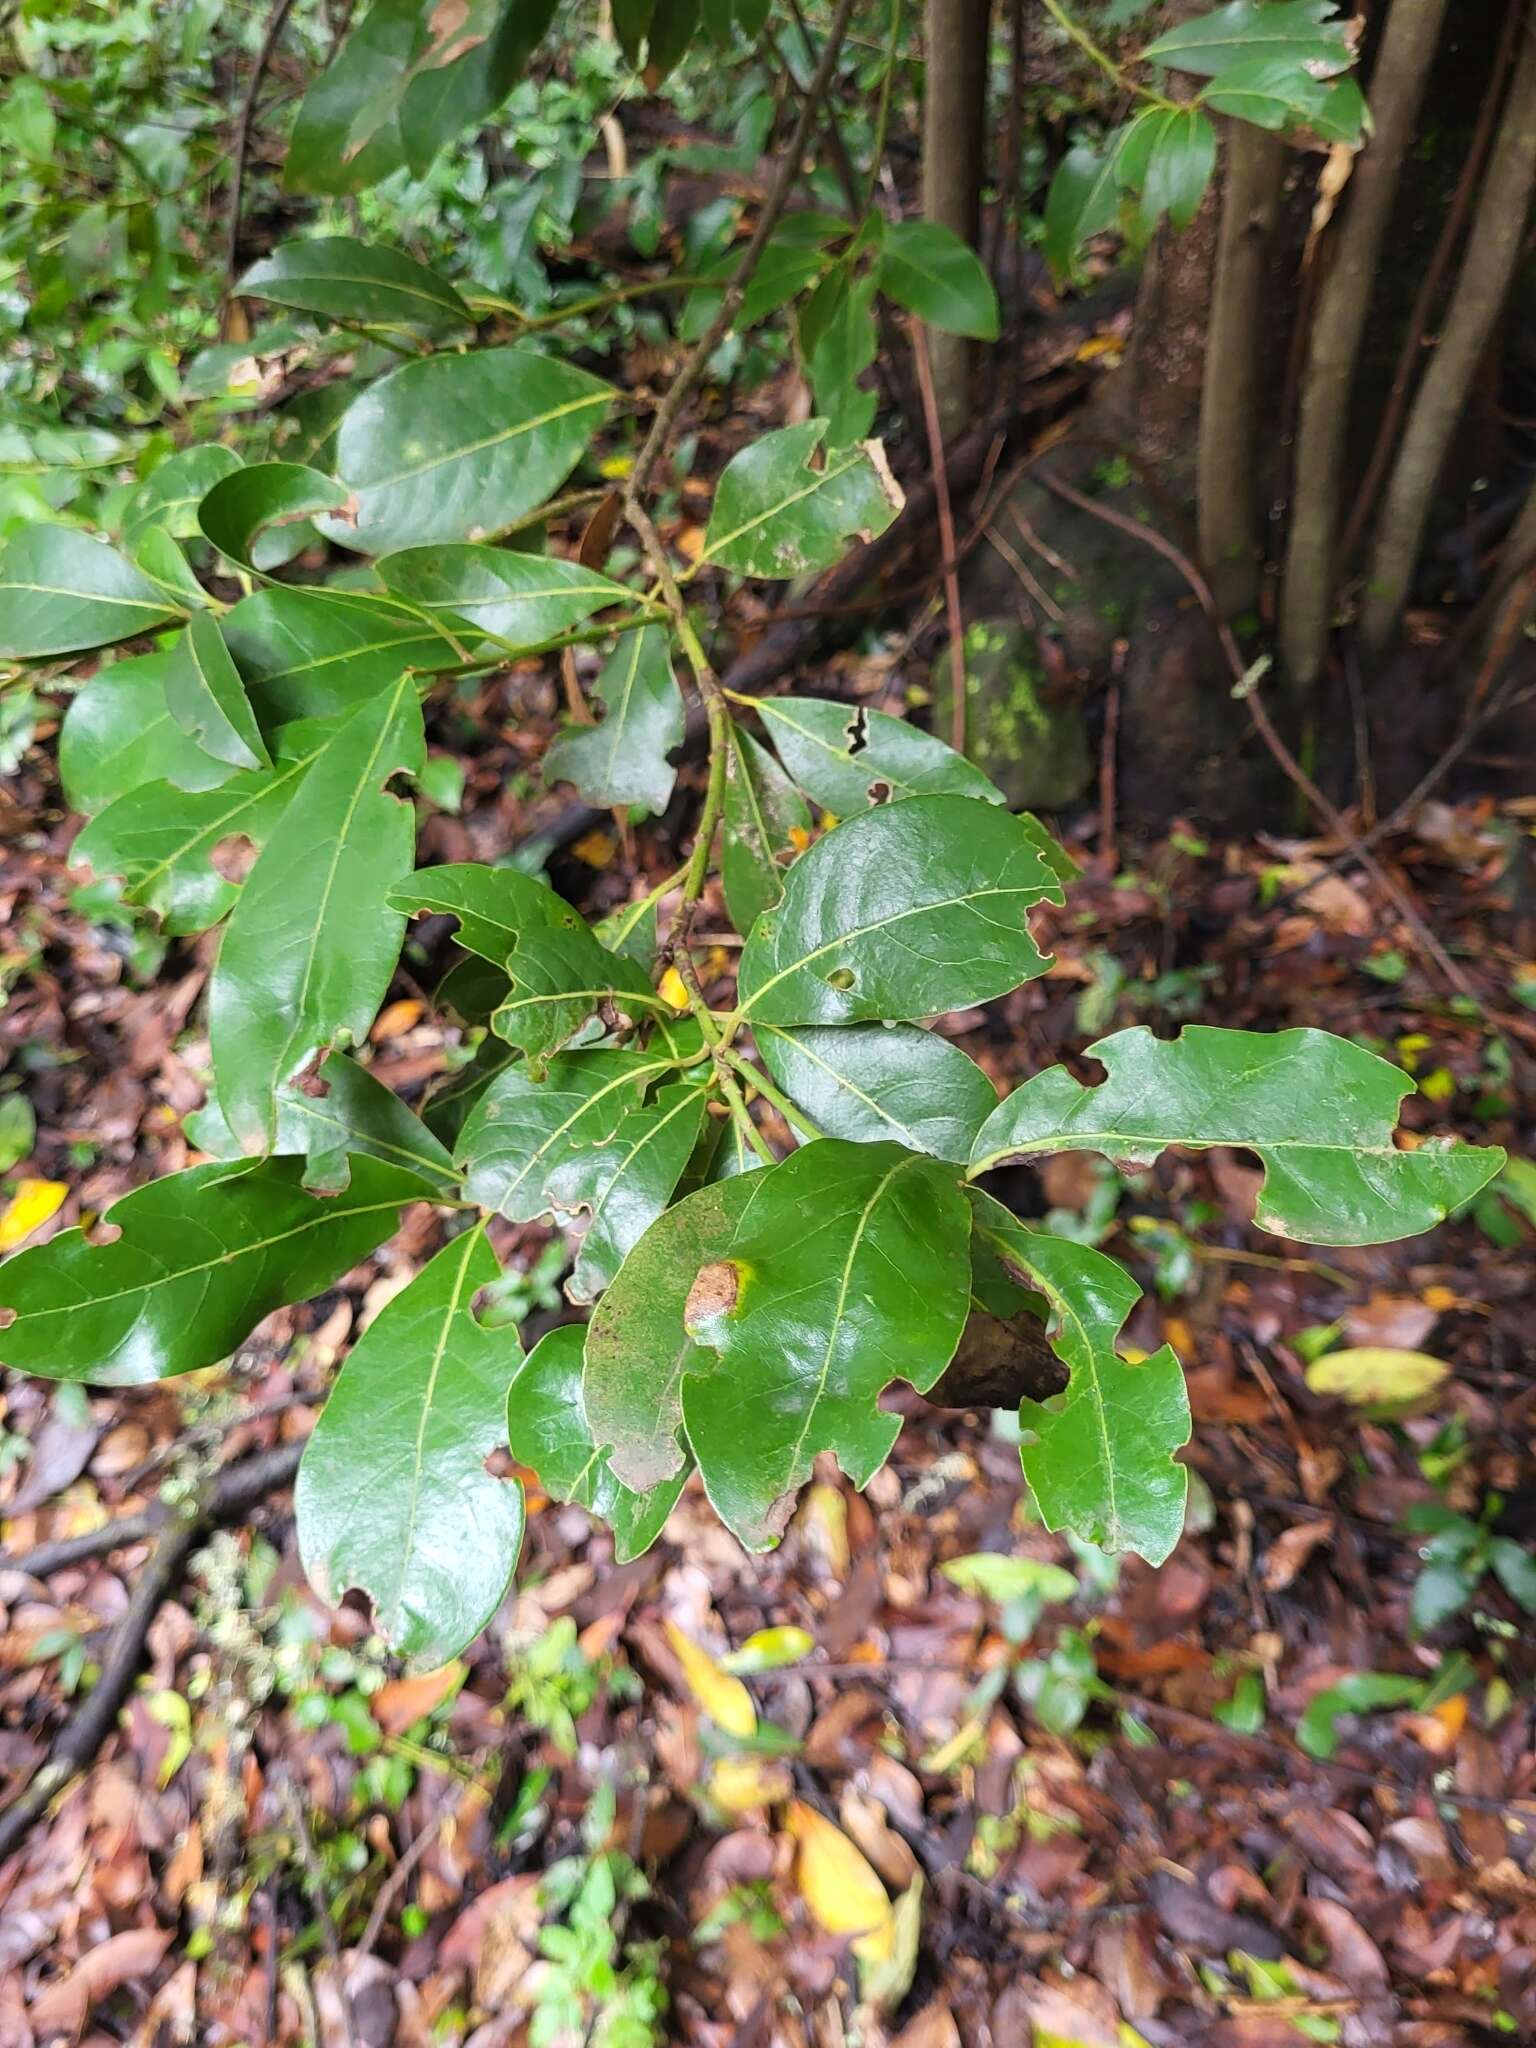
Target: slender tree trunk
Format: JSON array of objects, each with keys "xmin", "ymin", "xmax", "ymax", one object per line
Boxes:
[
  {"xmin": 922, "ymin": 0, "xmax": 990, "ymax": 438},
  {"xmin": 1359, "ymin": 12, "xmax": 1536, "ymax": 660},
  {"xmin": 1279, "ymin": 0, "xmax": 1450, "ymax": 689},
  {"xmin": 1197, "ymin": 122, "xmax": 1283, "ymax": 618}
]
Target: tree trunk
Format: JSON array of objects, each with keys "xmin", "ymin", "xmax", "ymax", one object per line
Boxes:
[
  {"xmin": 922, "ymin": 0, "xmax": 990, "ymax": 438},
  {"xmin": 1279, "ymin": 0, "xmax": 1450, "ymax": 691},
  {"xmin": 1359, "ymin": 11, "xmax": 1536, "ymax": 659},
  {"xmin": 1198, "ymin": 122, "xmax": 1284, "ymax": 618}
]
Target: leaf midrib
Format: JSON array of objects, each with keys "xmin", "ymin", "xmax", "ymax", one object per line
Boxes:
[{"xmin": 356, "ymin": 389, "xmax": 610, "ymax": 497}]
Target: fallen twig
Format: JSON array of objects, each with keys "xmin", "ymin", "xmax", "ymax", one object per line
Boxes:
[
  {"xmin": 0, "ymin": 1440, "xmax": 304, "ymax": 1581},
  {"xmin": 909, "ymin": 318, "xmax": 970, "ymax": 751}
]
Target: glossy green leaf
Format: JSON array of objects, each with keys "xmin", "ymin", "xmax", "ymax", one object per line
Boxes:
[
  {"xmin": 318, "ymin": 347, "xmax": 613, "ymax": 555},
  {"xmin": 0, "ymin": 526, "xmax": 181, "ymax": 659},
  {"xmin": 74, "ymin": 722, "xmax": 326, "ymax": 934},
  {"xmin": 544, "ymin": 624, "xmax": 683, "ymax": 815},
  {"xmin": 163, "ymin": 611, "xmax": 271, "ymax": 772},
  {"xmin": 422, "ymin": 1035, "xmax": 515, "ymax": 1145},
  {"xmin": 461, "ymin": 1050, "xmax": 707, "ymax": 1301},
  {"xmin": 583, "ymin": 1175, "xmax": 760, "ymax": 1493},
  {"xmin": 1296, "ymin": 1672, "xmax": 1422, "ymax": 1760},
  {"xmin": 285, "ymin": 0, "xmax": 418, "ymax": 195},
  {"xmin": 970, "ymin": 1190, "xmax": 1190, "ymax": 1564},
  {"xmin": 1202, "ymin": 52, "xmax": 1358, "ymax": 133},
  {"xmin": 132, "ymin": 528, "xmax": 212, "ymax": 612},
  {"xmin": 1137, "ymin": 107, "xmax": 1217, "ymax": 233},
  {"xmin": 1141, "ymin": 0, "xmax": 1355, "ymax": 78},
  {"xmin": 60, "ymin": 649, "xmax": 235, "ymax": 814},
  {"xmin": 877, "ymin": 219, "xmax": 999, "ymax": 341},
  {"xmin": 970, "ymin": 1026, "xmax": 1505, "ymax": 1245},
  {"xmin": 701, "ymin": 421, "xmax": 903, "ymax": 579},
  {"xmin": 388, "ymin": 861, "xmax": 586, "ymax": 967},
  {"xmin": 802, "ymin": 266, "xmax": 879, "ymax": 445},
  {"xmin": 721, "ymin": 723, "xmax": 812, "ymax": 937},
  {"xmin": 737, "ymin": 795, "xmax": 1069, "ymax": 1027},
  {"xmin": 490, "ymin": 923, "xmax": 662, "ymax": 1073},
  {"xmin": 198, "ymin": 462, "xmax": 351, "ymax": 576},
  {"xmin": 237, "ymin": 237, "xmax": 471, "ymax": 333},
  {"xmin": 224, "ymin": 586, "xmax": 456, "ymax": 724},
  {"xmin": 396, "ymin": 0, "xmax": 560, "ymax": 179},
  {"xmin": 681, "ymin": 1140, "xmax": 972, "ymax": 1548},
  {"xmin": 297, "ymin": 1227, "xmax": 524, "ymax": 1665},
  {"xmin": 377, "ymin": 543, "xmax": 632, "ymax": 653},
  {"xmin": 755, "ymin": 1022, "xmax": 997, "ymax": 1163},
  {"xmin": 753, "ymin": 695, "xmax": 1002, "ymax": 813},
  {"xmin": 510, "ymin": 1326, "xmax": 685, "ymax": 1560},
  {"xmin": 121, "ymin": 446, "xmax": 243, "ymax": 552},
  {"xmin": 1041, "ymin": 130, "xmax": 1132, "ymax": 285},
  {"xmin": 208, "ymin": 674, "xmax": 425, "ymax": 1152},
  {"xmin": 0, "ymin": 1157, "xmax": 420, "ymax": 1386},
  {"xmin": 185, "ymin": 1050, "xmax": 458, "ymax": 1196}
]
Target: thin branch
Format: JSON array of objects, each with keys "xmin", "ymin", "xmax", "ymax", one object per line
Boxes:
[
  {"xmin": 627, "ymin": 0, "xmax": 859, "ymax": 505},
  {"xmin": 1036, "ymin": 466, "xmax": 1478, "ymax": 1002},
  {"xmin": 225, "ymin": 0, "xmax": 300, "ymax": 295},
  {"xmin": 909, "ymin": 317, "xmax": 969, "ymax": 749}
]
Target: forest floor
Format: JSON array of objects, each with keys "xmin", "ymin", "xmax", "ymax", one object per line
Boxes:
[{"xmin": 2, "ymin": 596, "xmax": 1535, "ymax": 2047}]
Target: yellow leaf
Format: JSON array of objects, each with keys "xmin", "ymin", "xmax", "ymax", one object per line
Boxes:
[
  {"xmin": 0, "ymin": 1178, "xmax": 66, "ymax": 1252},
  {"xmin": 663, "ymin": 1622, "xmax": 756, "ymax": 1738},
  {"xmin": 855, "ymin": 1874, "xmax": 922, "ymax": 2011},
  {"xmin": 785, "ymin": 1800, "xmax": 892, "ymax": 1943},
  {"xmin": 657, "ymin": 967, "xmax": 690, "ymax": 1012},
  {"xmin": 1305, "ymin": 1346, "xmax": 1449, "ymax": 1415},
  {"xmin": 598, "ymin": 453, "xmax": 633, "ymax": 480},
  {"xmin": 720, "ymin": 1625, "xmax": 814, "ymax": 1674},
  {"xmin": 709, "ymin": 1756, "xmax": 792, "ymax": 1814},
  {"xmin": 1421, "ymin": 1285, "xmax": 1459, "ymax": 1312},
  {"xmin": 571, "ymin": 829, "xmax": 616, "ymax": 869}
]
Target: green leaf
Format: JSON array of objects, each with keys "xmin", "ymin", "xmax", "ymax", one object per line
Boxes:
[
  {"xmin": 285, "ymin": 0, "xmax": 418, "ymax": 195},
  {"xmin": 163, "ymin": 612, "xmax": 272, "ymax": 773},
  {"xmin": 1410, "ymin": 1559, "xmax": 1476, "ymax": 1636},
  {"xmin": 510, "ymin": 1325, "xmax": 685, "ymax": 1560},
  {"xmin": 583, "ymin": 1175, "xmax": 760, "ymax": 1492},
  {"xmin": 0, "ymin": 1157, "xmax": 420, "ymax": 1385},
  {"xmin": 198, "ymin": 462, "xmax": 351, "ymax": 576},
  {"xmin": 1201, "ymin": 52, "xmax": 1351, "ymax": 131},
  {"xmin": 544, "ymin": 625, "xmax": 683, "ymax": 815},
  {"xmin": 1141, "ymin": 0, "xmax": 1355, "ymax": 77},
  {"xmin": 969, "ymin": 1190, "xmax": 1190, "ymax": 1564},
  {"xmin": 701, "ymin": 422, "xmax": 903, "ymax": 579},
  {"xmin": 1296, "ymin": 1672, "xmax": 1422, "ymax": 1760},
  {"xmin": 1041, "ymin": 131, "xmax": 1131, "ymax": 285},
  {"xmin": 208, "ymin": 674, "xmax": 425, "ymax": 1151},
  {"xmin": 237, "ymin": 237, "xmax": 471, "ymax": 334},
  {"xmin": 121, "ymin": 446, "xmax": 243, "ymax": 552},
  {"xmin": 377, "ymin": 544, "xmax": 632, "ymax": 653},
  {"xmin": 185, "ymin": 1050, "xmax": 459, "ymax": 1196},
  {"xmin": 1310, "ymin": 75, "xmax": 1370, "ymax": 146},
  {"xmin": 1489, "ymin": 1538, "xmax": 1536, "ymax": 1615},
  {"xmin": 73, "ymin": 722, "xmax": 327, "ymax": 934},
  {"xmin": 60, "ymin": 649, "xmax": 236, "ymax": 815},
  {"xmin": 459, "ymin": 1049, "xmax": 706, "ymax": 1301},
  {"xmin": 224, "ymin": 586, "xmax": 457, "ymax": 724},
  {"xmin": 737, "ymin": 795, "xmax": 1069, "ymax": 1027},
  {"xmin": 296, "ymin": 1227, "xmax": 524, "ymax": 1665},
  {"xmin": 490, "ymin": 923, "xmax": 662, "ymax": 1073},
  {"xmin": 133, "ymin": 529, "xmax": 212, "ymax": 612},
  {"xmin": 721, "ymin": 723, "xmax": 811, "ymax": 937},
  {"xmin": 755, "ymin": 1022, "xmax": 997, "ymax": 1163},
  {"xmin": 388, "ymin": 860, "xmax": 586, "ymax": 964},
  {"xmin": 0, "ymin": 526, "xmax": 181, "ymax": 659},
  {"xmin": 1138, "ymin": 107, "xmax": 1217, "ymax": 232},
  {"xmin": 802, "ymin": 266, "xmax": 879, "ymax": 446},
  {"xmin": 969, "ymin": 1025, "xmax": 1506, "ymax": 1245},
  {"xmin": 681, "ymin": 1140, "xmax": 972, "ymax": 1548},
  {"xmin": 319, "ymin": 347, "xmax": 613, "ymax": 555},
  {"xmin": 645, "ymin": 0, "xmax": 700, "ymax": 77},
  {"xmin": 940, "ymin": 1553, "xmax": 1078, "ymax": 1604},
  {"xmin": 877, "ymin": 220, "xmax": 999, "ymax": 341},
  {"xmin": 397, "ymin": 0, "xmax": 559, "ymax": 179},
  {"xmin": 752, "ymin": 695, "xmax": 1002, "ymax": 812}
]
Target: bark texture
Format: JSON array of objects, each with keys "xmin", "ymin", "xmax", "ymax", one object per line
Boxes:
[
  {"xmin": 1198, "ymin": 121, "xmax": 1284, "ymax": 617},
  {"xmin": 1280, "ymin": 0, "xmax": 1451, "ymax": 689},
  {"xmin": 922, "ymin": 0, "xmax": 991, "ymax": 438},
  {"xmin": 1359, "ymin": 11, "xmax": 1536, "ymax": 658}
]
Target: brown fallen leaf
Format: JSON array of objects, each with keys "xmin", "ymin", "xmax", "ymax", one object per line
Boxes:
[
  {"xmin": 371, "ymin": 1661, "xmax": 464, "ymax": 1737},
  {"xmin": 28, "ymin": 1926, "xmax": 174, "ymax": 2038},
  {"xmin": 1261, "ymin": 1517, "xmax": 1333, "ymax": 1591}
]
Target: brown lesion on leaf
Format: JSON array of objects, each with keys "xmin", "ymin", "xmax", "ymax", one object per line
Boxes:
[
  {"xmin": 926, "ymin": 1307, "xmax": 1068, "ymax": 1411},
  {"xmin": 684, "ymin": 1258, "xmax": 741, "ymax": 1336}
]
